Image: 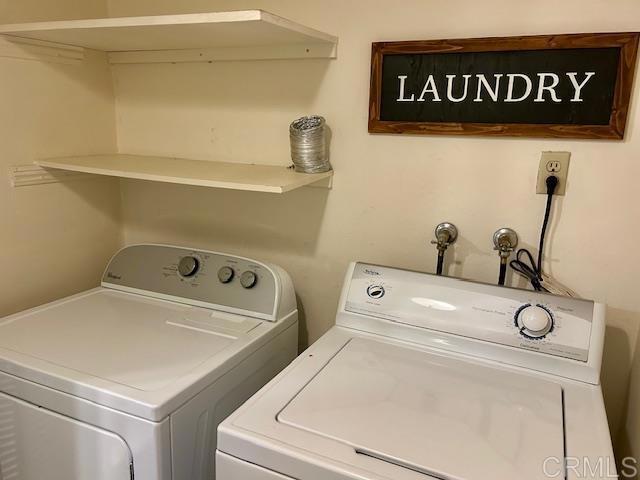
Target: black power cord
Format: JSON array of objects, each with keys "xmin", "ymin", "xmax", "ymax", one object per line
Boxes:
[
  {"xmin": 510, "ymin": 249, "xmax": 543, "ymax": 290},
  {"xmin": 537, "ymin": 175, "xmax": 558, "ymax": 274},
  {"xmin": 510, "ymin": 175, "xmax": 559, "ymax": 291}
]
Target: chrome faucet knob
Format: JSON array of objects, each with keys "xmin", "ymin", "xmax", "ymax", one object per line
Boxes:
[
  {"xmin": 493, "ymin": 228, "xmax": 518, "ymax": 260},
  {"xmin": 431, "ymin": 222, "xmax": 458, "ymax": 252}
]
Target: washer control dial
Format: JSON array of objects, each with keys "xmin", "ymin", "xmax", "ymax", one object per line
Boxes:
[
  {"xmin": 367, "ymin": 285, "xmax": 385, "ymax": 299},
  {"xmin": 178, "ymin": 256, "xmax": 200, "ymax": 277},
  {"xmin": 515, "ymin": 304, "xmax": 554, "ymax": 339},
  {"xmin": 240, "ymin": 271, "xmax": 258, "ymax": 289},
  {"xmin": 217, "ymin": 266, "xmax": 234, "ymax": 284}
]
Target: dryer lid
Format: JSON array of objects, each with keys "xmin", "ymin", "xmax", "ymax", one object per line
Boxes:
[
  {"xmin": 0, "ymin": 289, "xmax": 260, "ymax": 391},
  {"xmin": 277, "ymin": 337, "xmax": 564, "ymax": 480}
]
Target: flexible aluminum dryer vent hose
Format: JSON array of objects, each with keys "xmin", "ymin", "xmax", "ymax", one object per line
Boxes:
[{"xmin": 289, "ymin": 115, "xmax": 332, "ymax": 174}]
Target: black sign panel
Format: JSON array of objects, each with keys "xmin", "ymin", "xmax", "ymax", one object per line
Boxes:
[
  {"xmin": 380, "ymin": 49, "xmax": 619, "ymax": 125},
  {"xmin": 369, "ymin": 33, "xmax": 639, "ymax": 139}
]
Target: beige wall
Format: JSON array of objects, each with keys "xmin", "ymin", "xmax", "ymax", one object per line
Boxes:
[
  {"xmin": 107, "ymin": 0, "xmax": 640, "ymax": 464},
  {"xmin": 0, "ymin": 0, "xmax": 122, "ymax": 317}
]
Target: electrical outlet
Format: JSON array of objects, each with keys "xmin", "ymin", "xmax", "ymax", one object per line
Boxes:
[{"xmin": 537, "ymin": 151, "xmax": 570, "ymax": 195}]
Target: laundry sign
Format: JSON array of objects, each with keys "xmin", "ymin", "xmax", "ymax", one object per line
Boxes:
[{"xmin": 368, "ymin": 33, "xmax": 639, "ymax": 139}]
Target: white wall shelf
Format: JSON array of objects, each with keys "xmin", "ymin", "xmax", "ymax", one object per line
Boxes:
[
  {"xmin": 36, "ymin": 154, "xmax": 333, "ymax": 193},
  {"xmin": 0, "ymin": 10, "xmax": 338, "ymax": 63}
]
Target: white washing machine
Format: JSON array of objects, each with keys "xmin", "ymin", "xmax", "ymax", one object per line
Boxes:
[
  {"xmin": 217, "ymin": 262, "xmax": 616, "ymax": 480},
  {"xmin": 0, "ymin": 244, "xmax": 298, "ymax": 480}
]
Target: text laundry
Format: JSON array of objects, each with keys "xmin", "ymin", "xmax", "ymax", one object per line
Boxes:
[{"xmin": 396, "ymin": 72, "xmax": 596, "ymax": 103}]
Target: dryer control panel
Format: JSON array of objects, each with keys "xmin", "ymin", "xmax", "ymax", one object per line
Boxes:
[
  {"xmin": 343, "ymin": 263, "xmax": 596, "ymax": 362},
  {"xmin": 102, "ymin": 244, "xmax": 279, "ymax": 319}
]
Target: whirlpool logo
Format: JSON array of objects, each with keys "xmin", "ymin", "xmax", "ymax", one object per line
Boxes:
[{"xmin": 363, "ymin": 269, "xmax": 381, "ymax": 276}]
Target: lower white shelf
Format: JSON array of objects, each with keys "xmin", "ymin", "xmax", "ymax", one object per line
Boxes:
[{"xmin": 36, "ymin": 154, "xmax": 333, "ymax": 194}]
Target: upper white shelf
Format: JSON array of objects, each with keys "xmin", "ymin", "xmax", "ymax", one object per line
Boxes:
[
  {"xmin": 0, "ymin": 10, "xmax": 338, "ymax": 62},
  {"xmin": 36, "ymin": 154, "xmax": 333, "ymax": 194}
]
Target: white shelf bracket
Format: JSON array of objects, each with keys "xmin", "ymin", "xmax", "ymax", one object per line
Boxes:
[
  {"xmin": 0, "ymin": 35, "xmax": 84, "ymax": 64},
  {"xmin": 9, "ymin": 164, "xmax": 95, "ymax": 187},
  {"xmin": 108, "ymin": 42, "xmax": 337, "ymax": 64}
]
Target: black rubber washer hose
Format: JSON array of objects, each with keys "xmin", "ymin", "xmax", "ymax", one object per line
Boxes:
[
  {"xmin": 498, "ymin": 262, "xmax": 507, "ymax": 285},
  {"xmin": 436, "ymin": 253, "xmax": 445, "ymax": 276}
]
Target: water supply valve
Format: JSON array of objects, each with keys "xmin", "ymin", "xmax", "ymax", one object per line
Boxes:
[
  {"xmin": 431, "ymin": 222, "xmax": 458, "ymax": 276},
  {"xmin": 493, "ymin": 228, "xmax": 519, "ymax": 260}
]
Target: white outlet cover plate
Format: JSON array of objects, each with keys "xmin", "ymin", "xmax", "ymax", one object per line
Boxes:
[{"xmin": 537, "ymin": 151, "xmax": 570, "ymax": 195}]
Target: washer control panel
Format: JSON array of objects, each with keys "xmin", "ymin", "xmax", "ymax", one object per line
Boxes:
[
  {"xmin": 102, "ymin": 245, "xmax": 277, "ymax": 317},
  {"xmin": 344, "ymin": 263, "xmax": 595, "ymax": 361}
]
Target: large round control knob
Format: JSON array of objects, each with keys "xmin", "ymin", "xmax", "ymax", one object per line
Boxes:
[
  {"xmin": 240, "ymin": 271, "xmax": 258, "ymax": 289},
  {"xmin": 516, "ymin": 305, "xmax": 553, "ymax": 339},
  {"xmin": 367, "ymin": 285, "xmax": 385, "ymax": 299},
  {"xmin": 178, "ymin": 256, "xmax": 200, "ymax": 277}
]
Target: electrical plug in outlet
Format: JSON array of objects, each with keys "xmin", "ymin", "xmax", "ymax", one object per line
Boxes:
[{"xmin": 537, "ymin": 151, "xmax": 570, "ymax": 195}]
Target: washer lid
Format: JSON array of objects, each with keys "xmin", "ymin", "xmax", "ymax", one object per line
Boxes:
[
  {"xmin": 0, "ymin": 289, "xmax": 260, "ymax": 392},
  {"xmin": 277, "ymin": 337, "xmax": 564, "ymax": 480}
]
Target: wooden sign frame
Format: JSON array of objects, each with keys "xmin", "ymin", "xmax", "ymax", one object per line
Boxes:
[{"xmin": 368, "ymin": 33, "xmax": 639, "ymax": 139}]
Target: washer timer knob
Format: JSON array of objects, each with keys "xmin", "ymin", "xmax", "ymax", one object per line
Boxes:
[
  {"xmin": 240, "ymin": 271, "xmax": 258, "ymax": 289},
  {"xmin": 178, "ymin": 256, "xmax": 200, "ymax": 277},
  {"xmin": 516, "ymin": 304, "xmax": 554, "ymax": 339}
]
